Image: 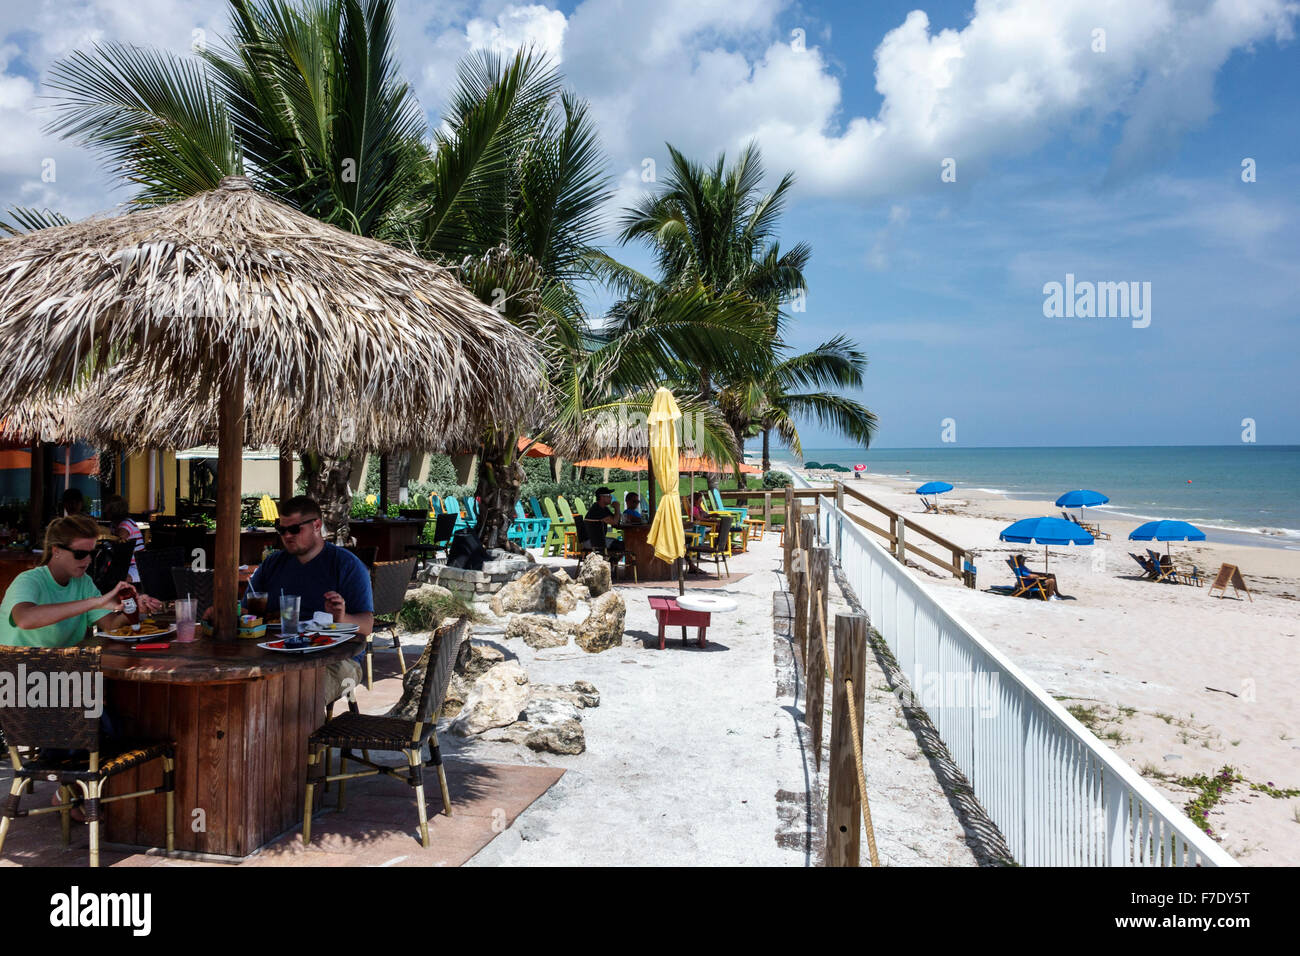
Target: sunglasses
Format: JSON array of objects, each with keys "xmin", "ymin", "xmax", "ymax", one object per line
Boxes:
[
  {"xmin": 57, "ymin": 545, "xmax": 96, "ymax": 560},
  {"xmin": 275, "ymin": 518, "xmax": 318, "ymax": 536}
]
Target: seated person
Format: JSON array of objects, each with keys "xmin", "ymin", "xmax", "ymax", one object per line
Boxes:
[
  {"xmin": 583, "ymin": 487, "xmax": 624, "ymax": 553},
  {"xmin": 103, "ymin": 494, "xmax": 145, "ymax": 583},
  {"xmin": 1011, "ymin": 553, "xmax": 1065, "ymax": 599},
  {"xmin": 0, "ymin": 515, "xmax": 162, "ymax": 648},
  {"xmin": 621, "ymin": 492, "xmax": 645, "ymax": 525},
  {"xmin": 62, "ymin": 487, "xmax": 85, "ymax": 517},
  {"xmin": 690, "ymin": 490, "xmax": 712, "ymax": 524},
  {"xmin": 248, "ymin": 496, "xmax": 373, "ymax": 699}
]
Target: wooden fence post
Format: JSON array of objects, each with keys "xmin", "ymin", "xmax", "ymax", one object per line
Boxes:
[
  {"xmin": 807, "ymin": 546, "xmax": 830, "ymax": 770},
  {"xmin": 792, "ymin": 566, "xmax": 808, "ymax": 666},
  {"xmin": 784, "ymin": 495, "xmax": 800, "ymax": 580},
  {"xmin": 798, "ymin": 515, "xmax": 817, "ymax": 662},
  {"xmin": 835, "ymin": 480, "xmax": 844, "ymax": 512},
  {"xmin": 827, "ymin": 613, "xmax": 867, "ymax": 866},
  {"xmin": 894, "ymin": 515, "xmax": 906, "ymax": 563}
]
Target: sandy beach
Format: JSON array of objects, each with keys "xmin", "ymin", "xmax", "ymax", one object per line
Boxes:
[{"xmin": 802, "ymin": 467, "xmax": 1300, "ymax": 866}]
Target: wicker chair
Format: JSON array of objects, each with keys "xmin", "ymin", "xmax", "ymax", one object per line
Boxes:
[
  {"xmin": 0, "ymin": 647, "xmax": 176, "ymax": 867},
  {"xmin": 135, "ymin": 546, "xmax": 185, "ymax": 602},
  {"xmin": 170, "ymin": 567, "xmax": 214, "ymax": 619},
  {"xmin": 303, "ymin": 618, "xmax": 469, "ymax": 848},
  {"xmin": 366, "ymin": 557, "xmax": 417, "ymax": 690}
]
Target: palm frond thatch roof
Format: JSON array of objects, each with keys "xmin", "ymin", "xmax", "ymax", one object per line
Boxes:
[{"xmin": 0, "ymin": 176, "xmax": 543, "ymax": 454}]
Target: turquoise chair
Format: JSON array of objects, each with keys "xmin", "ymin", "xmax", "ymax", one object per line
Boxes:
[{"xmin": 529, "ymin": 496, "xmax": 543, "ymax": 520}]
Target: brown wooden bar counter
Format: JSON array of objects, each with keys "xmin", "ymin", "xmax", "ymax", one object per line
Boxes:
[{"xmin": 96, "ymin": 634, "xmax": 360, "ymax": 858}]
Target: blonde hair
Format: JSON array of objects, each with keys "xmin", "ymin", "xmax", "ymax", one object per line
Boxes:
[{"xmin": 41, "ymin": 514, "xmax": 102, "ymax": 566}]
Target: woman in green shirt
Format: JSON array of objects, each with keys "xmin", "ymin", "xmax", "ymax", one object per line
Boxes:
[{"xmin": 0, "ymin": 515, "xmax": 162, "ymax": 648}]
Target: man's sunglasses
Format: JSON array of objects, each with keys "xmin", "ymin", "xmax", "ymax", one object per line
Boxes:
[
  {"xmin": 57, "ymin": 545, "xmax": 96, "ymax": 560},
  {"xmin": 275, "ymin": 518, "xmax": 318, "ymax": 536}
]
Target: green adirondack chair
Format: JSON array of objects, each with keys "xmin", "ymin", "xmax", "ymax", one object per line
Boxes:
[{"xmin": 543, "ymin": 497, "xmax": 570, "ymax": 556}]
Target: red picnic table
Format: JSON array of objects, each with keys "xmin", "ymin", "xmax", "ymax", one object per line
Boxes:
[{"xmin": 648, "ymin": 595, "xmax": 712, "ymax": 649}]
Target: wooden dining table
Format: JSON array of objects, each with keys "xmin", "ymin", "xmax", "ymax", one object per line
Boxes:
[{"xmin": 96, "ymin": 632, "xmax": 361, "ymax": 858}]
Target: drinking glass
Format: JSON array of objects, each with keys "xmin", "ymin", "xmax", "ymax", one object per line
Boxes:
[
  {"xmin": 244, "ymin": 590, "xmax": 268, "ymax": 618},
  {"xmin": 280, "ymin": 593, "xmax": 301, "ymax": 636},
  {"xmin": 174, "ymin": 597, "xmax": 197, "ymax": 643}
]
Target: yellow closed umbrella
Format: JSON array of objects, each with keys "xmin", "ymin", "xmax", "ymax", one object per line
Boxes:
[{"xmin": 646, "ymin": 388, "xmax": 685, "ymax": 579}]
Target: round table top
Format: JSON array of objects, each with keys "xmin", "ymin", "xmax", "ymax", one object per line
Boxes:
[{"xmin": 92, "ymin": 633, "xmax": 362, "ymax": 684}]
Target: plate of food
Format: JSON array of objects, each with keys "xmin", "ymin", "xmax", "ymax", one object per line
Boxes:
[
  {"xmin": 313, "ymin": 621, "xmax": 360, "ymax": 634},
  {"xmin": 257, "ymin": 633, "xmax": 352, "ymax": 654},
  {"xmin": 98, "ymin": 621, "xmax": 178, "ymax": 642}
]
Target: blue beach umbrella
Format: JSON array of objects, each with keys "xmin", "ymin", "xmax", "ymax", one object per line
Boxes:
[
  {"xmin": 1055, "ymin": 488, "xmax": 1110, "ymax": 531},
  {"xmin": 916, "ymin": 480, "xmax": 954, "ymax": 496},
  {"xmin": 1000, "ymin": 516, "xmax": 1094, "ymax": 569},
  {"xmin": 916, "ymin": 480, "xmax": 953, "ymax": 511},
  {"xmin": 1128, "ymin": 520, "xmax": 1205, "ymax": 557}
]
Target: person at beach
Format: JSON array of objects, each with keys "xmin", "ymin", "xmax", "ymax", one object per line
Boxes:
[
  {"xmin": 61, "ymin": 488, "xmax": 85, "ymax": 517},
  {"xmin": 691, "ymin": 491, "xmax": 712, "ymax": 523},
  {"xmin": 621, "ymin": 492, "xmax": 644, "ymax": 524},
  {"xmin": 1012, "ymin": 554, "xmax": 1067, "ymax": 599},
  {"xmin": 246, "ymin": 496, "xmax": 372, "ymax": 698},
  {"xmin": 583, "ymin": 487, "xmax": 625, "ymax": 553},
  {"xmin": 103, "ymin": 495, "xmax": 144, "ymax": 583},
  {"xmin": 0, "ymin": 515, "xmax": 162, "ymax": 648}
]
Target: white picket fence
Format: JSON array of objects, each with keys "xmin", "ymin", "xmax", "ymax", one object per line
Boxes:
[{"xmin": 806, "ymin": 487, "xmax": 1234, "ymax": 866}]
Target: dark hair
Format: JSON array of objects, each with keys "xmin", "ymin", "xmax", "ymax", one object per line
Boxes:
[
  {"xmin": 103, "ymin": 494, "xmax": 129, "ymax": 524},
  {"xmin": 280, "ymin": 495, "xmax": 322, "ymax": 520},
  {"xmin": 61, "ymin": 488, "xmax": 85, "ymax": 513},
  {"xmin": 625, "ymin": 492, "xmax": 640, "ymax": 504},
  {"xmin": 41, "ymin": 515, "xmax": 101, "ymax": 566}
]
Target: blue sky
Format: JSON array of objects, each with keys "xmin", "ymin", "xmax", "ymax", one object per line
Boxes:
[{"xmin": 2, "ymin": 0, "xmax": 1297, "ymax": 450}]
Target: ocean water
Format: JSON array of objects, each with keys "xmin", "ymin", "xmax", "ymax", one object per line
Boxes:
[{"xmin": 761, "ymin": 445, "xmax": 1300, "ymax": 550}]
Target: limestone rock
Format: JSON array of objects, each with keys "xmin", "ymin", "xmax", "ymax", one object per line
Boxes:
[
  {"xmin": 575, "ymin": 590, "xmax": 626, "ymax": 653},
  {"xmin": 526, "ymin": 720, "xmax": 586, "ymax": 755},
  {"xmin": 455, "ymin": 641, "xmax": 506, "ymax": 682},
  {"xmin": 532, "ymin": 680, "xmax": 600, "ymax": 709},
  {"xmin": 440, "ymin": 673, "xmax": 471, "ymax": 718},
  {"xmin": 505, "ymin": 614, "xmax": 573, "ymax": 649},
  {"xmin": 449, "ymin": 661, "xmax": 530, "ymax": 735},
  {"xmin": 522, "ymin": 695, "xmax": 582, "ymax": 726},
  {"xmin": 490, "ymin": 565, "xmax": 559, "ymax": 616},
  {"xmin": 555, "ymin": 581, "xmax": 591, "ymax": 615},
  {"xmin": 576, "ymin": 553, "xmax": 612, "ymax": 597},
  {"xmin": 553, "ymin": 569, "xmax": 571, "ymax": 585}
]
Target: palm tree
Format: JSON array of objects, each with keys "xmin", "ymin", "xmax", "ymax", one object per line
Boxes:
[
  {"xmin": 413, "ymin": 51, "xmax": 772, "ymax": 547},
  {"xmin": 44, "ymin": 0, "xmax": 431, "ymax": 540},
  {"xmin": 719, "ymin": 336, "xmax": 879, "ymax": 483},
  {"xmin": 616, "ymin": 143, "xmax": 876, "ymax": 485}
]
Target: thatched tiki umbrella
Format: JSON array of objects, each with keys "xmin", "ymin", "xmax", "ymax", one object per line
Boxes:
[{"xmin": 0, "ymin": 176, "xmax": 542, "ymax": 638}]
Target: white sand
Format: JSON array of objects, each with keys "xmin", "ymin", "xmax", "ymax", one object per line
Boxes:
[
  {"xmin": 805, "ymin": 468, "xmax": 1300, "ymax": 865},
  {"xmin": 439, "ymin": 534, "xmax": 985, "ymax": 866}
]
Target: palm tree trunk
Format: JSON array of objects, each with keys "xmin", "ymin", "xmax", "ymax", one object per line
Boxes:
[
  {"xmin": 762, "ymin": 428, "xmax": 771, "ymax": 474},
  {"xmin": 307, "ymin": 454, "xmax": 355, "ymax": 544},
  {"xmin": 474, "ymin": 433, "xmax": 524, "ymax": 552}
]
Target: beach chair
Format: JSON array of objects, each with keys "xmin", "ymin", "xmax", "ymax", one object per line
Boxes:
[
  {"xmin": 708, "ymin": 487, "xmax": 748, "ymax": 523},
  {"xmin": 1128, "ymin": 552, "xmax": 1159, "ymax": 579},
  {"xmin": 366, "ymin": 557, "xmax": 416, "ymax": 690},
  {"xmin": 529, "ymin": 496, "xmax": 544, "ymax": 520},
  {"xmin": 988, "ymin": 558, "xmax": 1049, "ymax": 600},
  {"xmin": 1145, "ymin": 549, "xmax": 1180, "ymax": 583},
  {"xmin": 921, "ymin": 498, "xmax": 940, "ymax": 514},
  {"xmin": 543, "ymin": 498, "xmax": 571, "ymax": 556}
]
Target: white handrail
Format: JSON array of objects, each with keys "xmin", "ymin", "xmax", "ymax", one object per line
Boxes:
[{"xmin": 814, "ymin": 494, "xmax": 1234, "ymax": 867}]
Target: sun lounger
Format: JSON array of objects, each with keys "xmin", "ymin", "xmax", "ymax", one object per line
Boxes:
[
  {"xmin": 988, "ymin": 558, "xmax": 1050, "ymax": 600},
  {"xmin": 1128, "ymin": 552, "xmax": 1159, "ymax": 579}
]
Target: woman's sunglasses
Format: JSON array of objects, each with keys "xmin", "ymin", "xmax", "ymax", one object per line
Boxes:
[
  {"xmin": 276, "ymin": 518, "xmax": 318, "ymax": 536},
  {"xmin": 57, "ymin": 545, "xmax": 96, "ymax": 560}
]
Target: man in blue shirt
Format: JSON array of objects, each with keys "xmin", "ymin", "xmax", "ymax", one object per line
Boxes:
[{"xmin": 250, "ymin": 496, "xmax": 373, "ymax": 698}]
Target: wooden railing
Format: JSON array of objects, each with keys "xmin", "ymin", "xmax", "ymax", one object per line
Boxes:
[{"xmin": 775, "ymin": 478, "xmax": 975, "ymax": 587}]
